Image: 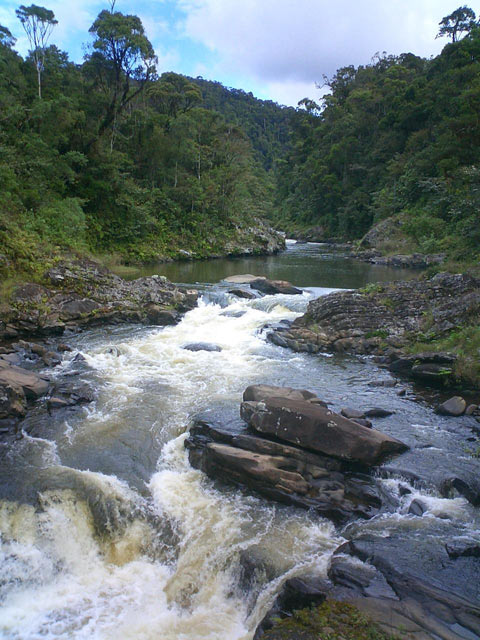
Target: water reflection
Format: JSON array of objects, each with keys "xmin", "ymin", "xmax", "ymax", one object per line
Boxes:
[{"xmin": 113, "ymin": 242, "xmax": 419, "ymax": 288}]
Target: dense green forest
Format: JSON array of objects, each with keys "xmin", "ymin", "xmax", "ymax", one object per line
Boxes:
[
  {"xmin": 275, "ymin": 9, "xmax": 480, "ymax": 263},
  {"xmin": 0, "ymin": 6, "xmax": 284, "ymax": 283},
  {"xmin": 1, "ymin": 4, "xmax": 479, "ymax": 285}
]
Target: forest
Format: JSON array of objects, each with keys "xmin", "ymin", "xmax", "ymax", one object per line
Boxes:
[
  {"xmin": 1, "ymin": 4, "xmax": 479, "ymax": 282},
  {"xmin": 275, "ymin": 8, "xmax": 480, "ymax": 264}
]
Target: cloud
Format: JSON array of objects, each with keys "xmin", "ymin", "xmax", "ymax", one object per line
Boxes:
[{"xmin": 179, "ymin": 0, "xmax": 466, "ymax": 88}]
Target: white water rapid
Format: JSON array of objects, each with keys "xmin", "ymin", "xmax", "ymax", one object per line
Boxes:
[{"xmin": 0, "ymin": 281, "xmax": 479, "ymax": 640}]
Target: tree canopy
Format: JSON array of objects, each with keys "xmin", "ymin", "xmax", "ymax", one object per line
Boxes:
[{"xmin": 437, "ymin": 5, "xmax": 477, "ymax": 42}]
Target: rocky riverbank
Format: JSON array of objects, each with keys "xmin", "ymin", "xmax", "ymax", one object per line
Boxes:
[
  {"xmin": 185, "ymin": 384, "xmax": 480, "ymax": 640},
  {"xmin": 0, "ymin": 258, "xmax": 199, "ymax": 431},
  {"xmin": 268, "ymin": 271, "xmax": 480, "ymax": 390}
]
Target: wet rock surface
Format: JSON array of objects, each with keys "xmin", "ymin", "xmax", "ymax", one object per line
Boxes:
[
  {"xmin": 185, "ymin": 385, "xmax": 408, "ymax": 524},
  {"xmin": 326, "ymin": 534, "xmax": 480, "ymax": 640},
  {"xmin": 182, "ymin": 342, "xmax": 223, "ymax": 352},
  {"xmin": 241, "ymin": 396, "xmax": 407, "ymax": 465},
  {"xmin": 250, "ymin": 278, "xmax": 302, "ymax": 296}
]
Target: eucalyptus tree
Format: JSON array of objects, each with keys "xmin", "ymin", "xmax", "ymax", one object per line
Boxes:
[
  {"xmin": 87, "ymin": 9, "xmax": 157, "ymax": 146},
  {"xmin": 15, "ymin": 4, "xmax": 57, "ymax": 98},
  {"xmin": 437, "ymin": 6, "xmax": 477, "ymax": 42}
]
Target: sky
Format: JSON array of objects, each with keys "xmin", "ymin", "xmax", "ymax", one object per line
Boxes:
[{"xmin": 0, "ymin": 0, "xmax": 479, "ymax": 106}]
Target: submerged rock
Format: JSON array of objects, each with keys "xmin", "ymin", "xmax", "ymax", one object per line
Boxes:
[
  {"xmin": 228, "ymin": 288, "xmax": 256, "ymax": 299},
  {"xmin": 182, "ymin": 342, "xmax": 222, "ymax": 352}
]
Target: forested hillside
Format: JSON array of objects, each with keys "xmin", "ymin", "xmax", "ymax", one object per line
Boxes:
[
  {"xmin": 0, "ymin": 8, "xmax": 278, "ymax": 283},
  {"xmin": 1, "ymin": 3, "xmax": 479, "ymax": 285},
  {"xmin": 190, "ymin": 78, "xmax": 297, "ymax": 171},
  {"xmin": 275, "ymin": 10, "xmax": 480, "ymax": 264}
]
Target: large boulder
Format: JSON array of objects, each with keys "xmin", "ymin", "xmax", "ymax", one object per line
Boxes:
[
  {"xmin": 185, "ymin": 417, "xmax": 385, "ymax": 523},
  {"xmin": 0, "ymin": 360, "xmax": 49, "ymax": 399},
  {"xmin": 328, "ymin": 534, "xmax": 480, "ymax": 640},
  {"xmin": 241, "ymin": 397, "xmax": 408, "ymax": 466},
  {"xmin": 436, "ymin": 396, "xmax": 467, "ymax": 417}
]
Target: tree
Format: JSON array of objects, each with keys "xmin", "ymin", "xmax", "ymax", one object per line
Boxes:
[
  {"xmin": 0, "ymin": 25, "xmax": 16, "ymax": 48},
  {"xmin": 15, "ymin": 4, "xmax": 57, "ymax": 98},
  {"xmin": 437, "ymin": 6, "xmax": 477, "ymax": 43},
  {"xmin": 149, "ymin": 72, "xmax": 202, "ymax": 121},
  {"xmin": 87, "ymin": 10, "xmax": 157, "ymax": 144}
]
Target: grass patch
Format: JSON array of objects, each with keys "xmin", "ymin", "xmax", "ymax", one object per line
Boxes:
[
  {"xmin": 408, "ymin": 324, "xmax": 480, "ymax": 389},
  {"xmin": 260, "ymin": 601, "xmax": 399, "ymax": 640}
]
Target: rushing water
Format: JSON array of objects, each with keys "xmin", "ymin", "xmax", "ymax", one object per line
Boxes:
[{"xmin": 0, "ymin": 243, "xmax": 479, "ymax": 639}]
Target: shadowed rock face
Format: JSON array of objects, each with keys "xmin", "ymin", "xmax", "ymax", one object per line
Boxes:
[
  {"xmin": 0, "ymin": 360, "xmax": 49, "ymax": 399},
  {"xmin": 241, "ymin": 397, "xmax": 408, "ymax": 466},
  {"xmin": 185, "ymin": 419, "xmax": 386, "ymax": 524},
  {"xmin": 185, "ymin": 385, "xmax": 408, "ymax": 524},
  {"xmin": 250, "ymin": 278, "xmax": 302, "ymax": 295},
  {"xmin": 326, "ymin": 534, "xmax": 480, "ymax": 640}
]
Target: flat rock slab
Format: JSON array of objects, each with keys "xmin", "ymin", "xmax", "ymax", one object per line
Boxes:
[
  {"xmin": 223, "ymin": 274, "xmax": 266, "ymax": 284},
  {"xmin": 0, "ymin": 360, "xmax": 49, "ymax": 399},
  {"xmin": 241, "ymin": 397, "xmax": 408, "ymax": 465},
  {"xmin": 331, "ymin": 534, "xmax": 480, "ymax": 640}
]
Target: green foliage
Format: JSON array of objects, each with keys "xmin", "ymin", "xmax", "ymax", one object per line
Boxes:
[
  {"xmin": 0, "ymin": 6, "xmax": 275, "ymax": 278},
  {"xmin": 409, "ymin": 324, "xmax": 480, "ymax": 388},
  {"xmin": 437, "ymin": 6, "xmax": 477, "ymax": 43},
  {"xmin": 276, "ymin": 23, "xmax": 480, "ymax": 260},
  {"xmin": 16, "ymin": 4, "xmax": 57, "ymax": 98}
]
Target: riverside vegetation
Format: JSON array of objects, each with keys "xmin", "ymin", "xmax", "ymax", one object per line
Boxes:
[{"xmin": 0, "ymin": 5, "xmax": 480, "ymax": 640}]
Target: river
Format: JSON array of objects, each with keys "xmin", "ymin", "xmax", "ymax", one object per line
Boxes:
[{"xmin": 0, "ymin": 242, "xmax": 478, "ymax": 639}]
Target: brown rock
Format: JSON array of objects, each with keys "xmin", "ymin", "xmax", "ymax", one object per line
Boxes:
[
  {"xmin": 436, "ymin": 396, "xmax": 467, "ymax": 417},
  {"xmin": 243, "ymin": 384, "xmax": 318, "ymax": 403},
  {"xmin": 241, "ymin": 397, "xmax": 408, "ymax": 465},
  {"xmin": 0, "ymin": 360, "xmax": 49, "ymax": 399}
]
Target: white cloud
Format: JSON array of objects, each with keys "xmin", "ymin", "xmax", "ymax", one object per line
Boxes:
[{"xmin": 179, "ymin": 0, "xmax": 473, "ymax": 91}]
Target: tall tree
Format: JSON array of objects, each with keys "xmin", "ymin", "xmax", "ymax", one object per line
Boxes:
[
  {"xmin": 87, "ymin": 10, "xmax": 157, "ymax": 144},
  {"xmin": 15, "ymin": 4, "xmax": 57, "ymax": 98},
  {"xmin": 437, "ymin": 6, "xmax": 477, "ymax": 43}
]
